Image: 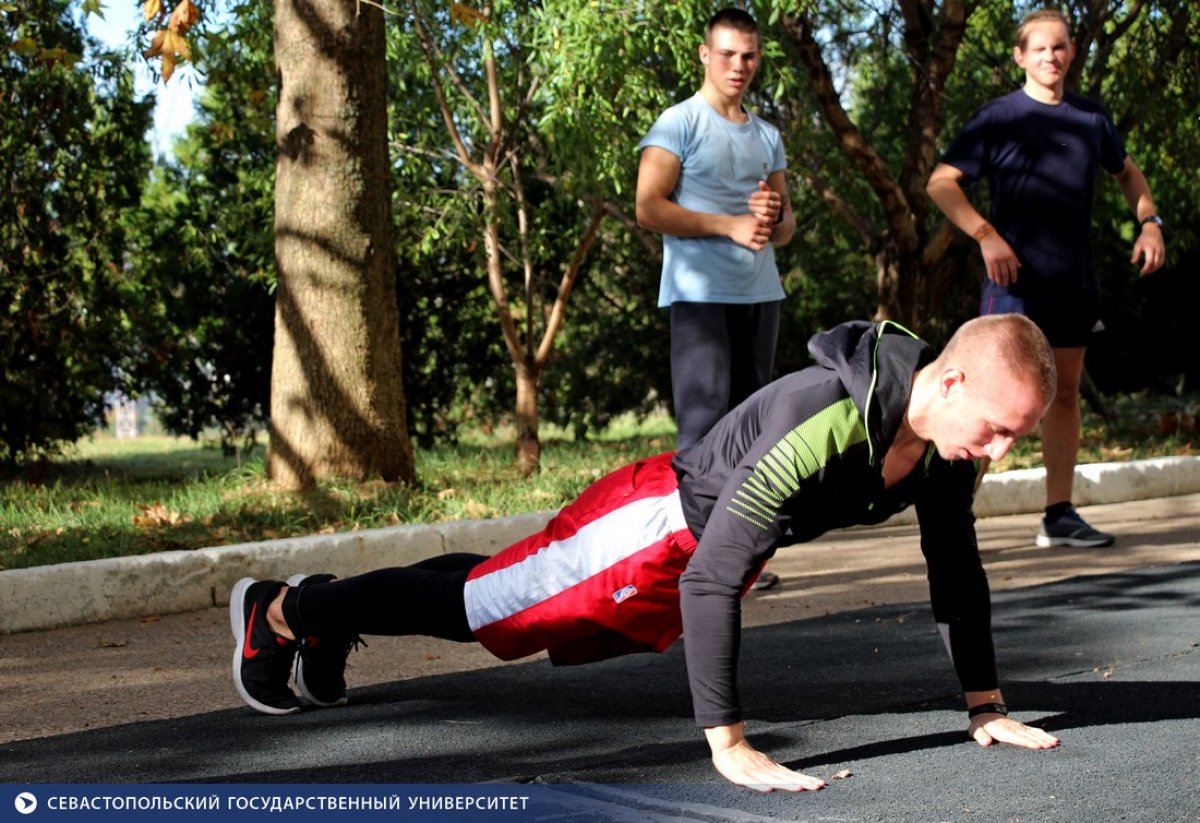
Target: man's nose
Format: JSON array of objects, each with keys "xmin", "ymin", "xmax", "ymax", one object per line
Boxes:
[{"xmin": 983, "ymin": 435, "xmax": 1015, "ymax": 462}]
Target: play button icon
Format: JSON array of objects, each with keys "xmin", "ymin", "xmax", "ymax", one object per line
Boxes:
[{"xmin": 15, "ymin": 792, "xmax": 37, "ymax": 814}]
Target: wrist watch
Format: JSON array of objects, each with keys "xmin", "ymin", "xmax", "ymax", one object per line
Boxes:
[{"xmin": 1140, "ymin": 214, "xmax": 1164, "ymax": 229}]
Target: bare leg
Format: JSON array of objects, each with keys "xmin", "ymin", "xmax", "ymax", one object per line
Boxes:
[
  {"xmin": 1042, "ymin": 347, "xmax": 1086, "ymax": 507},
  {"xmin": 267, "ymin": 589, "xmax": 293, "ymax": 638}
]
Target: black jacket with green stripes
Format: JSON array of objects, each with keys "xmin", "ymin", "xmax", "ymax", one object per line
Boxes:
[{"xmin": 674, "ymin": 320, "xmax": 996, "ymax": 727}]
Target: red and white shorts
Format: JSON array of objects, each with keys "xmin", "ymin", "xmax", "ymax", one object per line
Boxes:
[{"xmin": 464, "ymin": 452, "xmax": 698, "ymax": 665}]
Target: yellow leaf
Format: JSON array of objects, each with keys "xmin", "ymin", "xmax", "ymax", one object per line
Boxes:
[
  {"xmin": 143, "ymin": 28, "xmax": 166, "ymax": 58},
  {"xmin": 131, "ymin": 501, "xmax": 191, "ymax": 528},
  {"xmin": 142, "ymin": 0, "xmax": 162, "ymax": 22},
  {"xmin": 450, "ymin": 2, "xmax": 485, "ymax": 27},
  {"xmin": 167, "ymin": 0, "xmax": 199, "ymax": 34},
  {"xmin": 163, "ymin": 29, "xmax": 189, "ymax": 59},
  {"xmin": 161, "ymin": 51, "xmax": 177, "ymax": 81}
]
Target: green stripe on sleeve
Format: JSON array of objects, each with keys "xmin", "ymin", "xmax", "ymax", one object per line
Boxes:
[{"xmin": 726, "ymin": 397, "xmax": 867, "ymax": 530}]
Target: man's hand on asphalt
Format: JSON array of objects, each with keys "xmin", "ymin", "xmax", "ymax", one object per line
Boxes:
[
  {"xmin": 705, "ymin": 722, "xmax": 827, "ymax": 793},
  {"xmin": 968, "ymin": 714, "xmax": 1060, "ymax": 750}
]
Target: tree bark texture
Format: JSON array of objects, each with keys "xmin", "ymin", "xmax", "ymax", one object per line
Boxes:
[{"xmin": 269, "ymin": 0, "xmax": 414, "ymax": 489}]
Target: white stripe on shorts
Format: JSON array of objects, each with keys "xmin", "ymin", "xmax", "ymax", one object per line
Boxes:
[{"xmin": 464, "ymin": 490, "xmax": 688, "ymax": 632}]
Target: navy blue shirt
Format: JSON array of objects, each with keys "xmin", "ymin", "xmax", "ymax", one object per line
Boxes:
[{"xmin": 940, "ymin": 89, "xmax": 1126, "ymax": 293}]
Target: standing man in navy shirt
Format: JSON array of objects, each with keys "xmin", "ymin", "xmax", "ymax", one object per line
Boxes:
[{"xmin": 927, "ymin": 7, "xmax": 1165, "ymax": 549}]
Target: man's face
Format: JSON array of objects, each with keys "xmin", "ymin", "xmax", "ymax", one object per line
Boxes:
[
  {"xmin": 700, "ymin": 25, "xmax": 761, "ymax": 98},
  {"xmin": 931, "ymin": 369, "xmax": 1047, "ymax": 464},
  {"xmin": 1014, "ymin": 21, "xmax": 1074, "ymax": 91}
]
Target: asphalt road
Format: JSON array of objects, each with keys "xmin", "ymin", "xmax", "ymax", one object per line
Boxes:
[{"xmin": 3, "ymin": 569, "xmax": 1199, "ymax": 820}]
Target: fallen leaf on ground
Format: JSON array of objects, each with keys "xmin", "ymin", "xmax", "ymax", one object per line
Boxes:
[{"xmin": 131, "ymin": 502, "xmax": 192, "ymax": 528}]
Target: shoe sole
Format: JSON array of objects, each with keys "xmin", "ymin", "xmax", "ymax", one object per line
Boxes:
[
  {"xmin": 1035, "ymin": 534, "xmax": 1116, "ymax": 548},
  {"xmin": 286, "ymin": 574, "xmax": 349, "ymax": 709},
  {"xmin": 230, "ymin": 577, "xmax": 301, "ymax": 716},
  {"xmin": 751, "ymin": 571, "xmax": 781, "ymax": 591}
]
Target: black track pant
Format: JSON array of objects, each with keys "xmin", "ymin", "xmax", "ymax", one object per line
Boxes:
[{"xmin": 669, "ymin": 300, "xmax": 780, "ymax": 450}]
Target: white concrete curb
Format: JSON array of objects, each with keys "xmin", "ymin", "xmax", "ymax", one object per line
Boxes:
[
  {"xmin": 2, "ymin": 456, "xmax": 1197, "ymax": 634},
  {"xmin": 0, "ymin": 512, "xmax": 552, "ymax": 634}
]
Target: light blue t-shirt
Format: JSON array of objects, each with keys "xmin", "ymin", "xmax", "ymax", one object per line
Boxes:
[{"xmin": 639, "ymin": 93, "xmax": 788, "ymax": 308}]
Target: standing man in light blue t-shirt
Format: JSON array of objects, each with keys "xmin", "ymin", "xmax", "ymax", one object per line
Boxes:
[{"xmin": 637, "ymin": 7, "xmax": 795, "ymax": 458}]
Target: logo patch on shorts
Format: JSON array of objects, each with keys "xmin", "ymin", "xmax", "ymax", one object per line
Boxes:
[{"xmin": 612, "ymin": 584, "xmax": 638, "ymax": 604}]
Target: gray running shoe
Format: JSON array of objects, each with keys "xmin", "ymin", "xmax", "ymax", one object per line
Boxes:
[
  {"xmin": 751, "ymin": 570, "xmax": 782, "ymax": 591},
  {"xmin": 1036, "ymin": 507, "xmax": 1115, "ymax": 548}
]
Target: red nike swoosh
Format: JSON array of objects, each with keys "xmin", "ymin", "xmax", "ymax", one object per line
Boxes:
[{"xmin": 243, "ymin": 603, "xmax": 262, "ymax": 659}]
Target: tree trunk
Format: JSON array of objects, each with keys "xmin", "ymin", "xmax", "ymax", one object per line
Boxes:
[
  {"xmin": 268, "ymin": 0, "xmax": 415, "ymax": 489},
  {"xmin": 874, "ymin": 242, "xmax": 927, "ymax": 330},
  {"xmin": 514, "ymin": 361, "xmax": 540, "ymax": 476}
]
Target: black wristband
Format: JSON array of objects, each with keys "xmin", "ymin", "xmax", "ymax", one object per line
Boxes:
[{"xmin": 967, "ymin": 702, "xmax": 1008, "ymax": 719}]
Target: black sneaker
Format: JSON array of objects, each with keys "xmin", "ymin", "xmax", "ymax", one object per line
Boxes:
[
  {"xmin": 286, "ymin": 574, "xmax": 365, "ymax": 708},
  {"xmin": 1036, "ymin": 506, "xmax": 1116, "ymax": 548},
  {"xmin": 230, "ymin": 577, "xmax": 301, "ymax": 715}
]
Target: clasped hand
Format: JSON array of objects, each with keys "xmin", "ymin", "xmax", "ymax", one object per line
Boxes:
[{"xmin": 729, "ymin": 182, "xmax": 780, "ymax": 252}]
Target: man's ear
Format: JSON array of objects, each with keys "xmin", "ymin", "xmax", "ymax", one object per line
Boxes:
[{"xmin": 940, "ymin": 368, "xmax": 965, "ymax": 398}]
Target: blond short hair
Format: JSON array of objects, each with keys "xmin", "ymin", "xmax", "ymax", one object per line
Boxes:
[
  {"xmin": 938, "ymin": 315, "xmax": 1057, "ymax": 406},
  {"xmin": 1016, "ymin": 8, "xmax": 1071, "ymax": 50}
]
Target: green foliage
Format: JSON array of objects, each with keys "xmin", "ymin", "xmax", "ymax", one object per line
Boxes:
[
  {"xmin": 0, "ymin": 420, "xmax": 677, "ymax": 569},
  {"xmin": 387, "ymin": 2, "xmax": 521, "ymax": 442},
  {"xmin": 530, "ymin": 0, "xmax": 704, "ymax": 196},
  {"xmin": 125, "ymin": 2, "xmax": 276, "ymax": 455},
  {"xmin": 387, "ymin": 0, "xmax": 687, "ymax": 442},
  {"xmin": 0, "ymin": 0, "xmax": 153, "ymax": 463},
  {"xmin": 18, "ymin": 0, "xmax": 1194, "ymax": 467}
]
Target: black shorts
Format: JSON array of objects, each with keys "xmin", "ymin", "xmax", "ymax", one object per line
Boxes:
[{"xmin": 980, "ymin": 280, "xmax": 1101, "ymax": 348}]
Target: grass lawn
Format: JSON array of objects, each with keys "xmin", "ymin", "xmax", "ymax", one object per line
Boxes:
[
  {"xmin": 0, "ymin": 415, "xmax": 676, "ymax": 570},
  {"xmin": 1, "ymin": 396, "xmax": 1195, "ymax": 571}
]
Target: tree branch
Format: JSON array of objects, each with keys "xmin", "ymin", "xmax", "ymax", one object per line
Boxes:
[
  {"xmin": 408, "ymin": 0, "xmax": 482, "ymax": 177},
  {"xmin": 535, "ymin": 201, "xmax": 605, "ymax": 367},
  {"xmin": 781, "ymin": 10, "xmax": 918, "ymax": 254}
]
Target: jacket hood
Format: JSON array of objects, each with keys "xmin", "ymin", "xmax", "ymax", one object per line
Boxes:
[{"xmin": 807, "ymin": 320, "xmax": 934, "ymax": 463}]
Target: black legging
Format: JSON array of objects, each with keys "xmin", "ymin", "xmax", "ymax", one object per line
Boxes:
[{"xmin": 280, "ymin": 553, "xmax": 487, "ymax": 643}]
